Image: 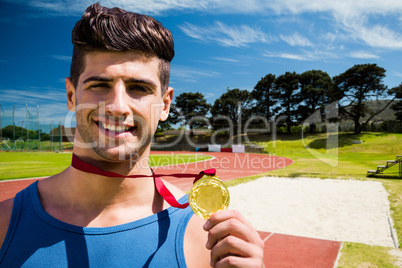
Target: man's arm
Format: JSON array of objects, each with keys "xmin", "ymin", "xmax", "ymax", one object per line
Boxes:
[
  {"xmin": 184, "ymin": 214, "xmax": 211, "ymax": 267},
  {"xmin": 0, "ymin": 198, "xmax": 14, "ymax": 249}
]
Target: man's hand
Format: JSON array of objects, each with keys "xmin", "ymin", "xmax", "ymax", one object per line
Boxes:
[{"xmin": 203, "ymin": 210, "xmax": 264, "ymax": 267}]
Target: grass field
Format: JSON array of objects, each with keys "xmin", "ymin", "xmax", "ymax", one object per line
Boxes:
[
  {"xmin": 0, "ymin": 132, "xmax": 401, "ymax": 266},
  {"xmin": 0, "ymin": 152, "xmax": 72, "ymax": 180},
  {"xmin": 246, "ymin": 132, "xmax": 401, "ymax": 179}
]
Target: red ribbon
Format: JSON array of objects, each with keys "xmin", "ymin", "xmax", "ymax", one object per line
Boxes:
[{"xmin": 71, "ymin": 154, "xmax": 216, "ymax": 208}]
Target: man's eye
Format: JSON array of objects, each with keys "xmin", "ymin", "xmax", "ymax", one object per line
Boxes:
[
  {"xmin": 86, "ymin": 83, "xmax": 110, "ymax": 90},
  {"xmin": 90, "ymin": 83, "xmax": 109, "ymax": 89},
  {"xmin": 129, "ymin": 85, "xmax": 149, "ymax": 92}
]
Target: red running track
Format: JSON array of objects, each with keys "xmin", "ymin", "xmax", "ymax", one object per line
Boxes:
[
  {"xmin": 0, "ymin": 152, "xmax": 340, "ymax": 267},
  {"xmin": 151, "ymin": 151, "xmax": 294, "ymax": 191}
]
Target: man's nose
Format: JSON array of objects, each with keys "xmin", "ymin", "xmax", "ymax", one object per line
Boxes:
[{"xmin": 105, "ymin": 83, "xmax": 131, "ymax": 117}]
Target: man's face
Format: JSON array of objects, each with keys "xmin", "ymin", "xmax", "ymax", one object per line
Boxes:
[{"xmin": 66, "ymin": 51, "xmax": 172, "ymax": 161}]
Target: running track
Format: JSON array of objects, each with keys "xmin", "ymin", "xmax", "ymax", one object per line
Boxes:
[{"xmin": 0, "ymin": 152, "xmax": 341, "ymax": 267}]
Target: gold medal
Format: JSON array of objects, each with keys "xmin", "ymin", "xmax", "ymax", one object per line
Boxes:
[{"xmin": 188, "ymin": 174, "xmax": 230, "ymax": 219}]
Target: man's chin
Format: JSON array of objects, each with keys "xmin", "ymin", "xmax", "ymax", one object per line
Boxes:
[{"xmin": 93, "ymin": 146, "xmax": 145, "ymax": 162}]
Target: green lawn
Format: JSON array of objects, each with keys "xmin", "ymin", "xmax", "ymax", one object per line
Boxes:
[
  {"xmin": 0, "ymin": 152, "xmax": 72, "ymax": 180},
  {"xmin": 337, "ymin": 242, "xmax": 400, "ymax": 268},
  {"xmin": 247, "ymin": 132, "xmax": 401, "ymax": 179}
]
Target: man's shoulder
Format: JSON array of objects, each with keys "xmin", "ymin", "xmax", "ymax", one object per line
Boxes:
[
  {"xmin": 0, "ymin": 198, "xmax": 14, "ymax": 249},
  {"xmin": 184, "ymin": 215, "xmax": 211, "ymax": 267}
]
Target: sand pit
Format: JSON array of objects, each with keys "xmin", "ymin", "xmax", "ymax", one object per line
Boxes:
[{"xmin": 228, "ymin": 177, "xmax": 397, "ymax": 247}]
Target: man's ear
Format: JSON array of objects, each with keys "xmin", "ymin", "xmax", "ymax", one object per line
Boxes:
[
  {"xmin": 65, "ymin": 77, "xmax": 76, "ymax": 111},
  {"xmin": 160, "ymin": 87, "xmax": 173, "ymax": 121}
]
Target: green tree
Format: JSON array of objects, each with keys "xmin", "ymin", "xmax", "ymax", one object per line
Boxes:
[
  {"xmin": 273, "ymin": 71, "xmax": 300, "ymax": 133},
  {"xmin": 1, "ymin": 125, "xmax": 34, "ymax": 140},
  {"xmin": 389, "ymin": 83, "xmax": 402, "ymax": 122},
  {"xmin": 333, "ymin": 63, "xmax": 393, "ymax": 134},
  {"xmin": 298, "ymin": 70, "xmax": 333, "ymax": 132},
  {"xmin": 210, "ymin": 88, "xmax": 253, "ymax": 134},
  {"xmin": 40, "ymin": 132, "xmax": 51, "ymax": 141},
  {"xmin": 169, "ymin": 92, "xmax": 210, "ymax": 136},
  {"xmin": 155, "ymin": 120, "xmax": 173, "ymax": 135},
  {"xmin": 1, "ymin": 125, "xmax": 15, "ymax": 140},
  {"xmin": 251, "ymin": 74, "xmax": 277, "ymax": 121}
]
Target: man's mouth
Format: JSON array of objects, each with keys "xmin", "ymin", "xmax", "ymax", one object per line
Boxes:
[{"xmin": 98, "ymin": 121, "xmax": 136, "ymax": 133}]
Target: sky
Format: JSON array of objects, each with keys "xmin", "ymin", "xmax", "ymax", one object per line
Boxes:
[{"xmin": 1, "ymin": 0, "xmax": 402, "ymax": 129}]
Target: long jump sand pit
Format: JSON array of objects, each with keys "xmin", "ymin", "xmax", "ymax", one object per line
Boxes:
[{"xmin": 229, "ymin": 177, "xmax": 397, "ymax": 248}]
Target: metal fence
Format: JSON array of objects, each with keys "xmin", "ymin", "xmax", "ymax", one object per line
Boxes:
[{"xmin": 0, "ymin": 104, "xmax": 65, "ymax": 152}]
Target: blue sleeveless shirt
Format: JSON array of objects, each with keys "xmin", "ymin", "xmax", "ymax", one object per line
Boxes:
[{"xmin": 0, "ymin": 181, "xmax": 194, "ymax": 267}]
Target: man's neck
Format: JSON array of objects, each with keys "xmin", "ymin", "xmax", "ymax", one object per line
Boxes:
[
  {"xmin": 38, "ymin": 167, "xmax": 165, "ymax": 227},
  {"xmin": 36, "ymin": 149, "xmax": 167, "ymax": 227},
  {"xmin": 72, "ymin": 147, "xmax": 153, "ymax": 177}
]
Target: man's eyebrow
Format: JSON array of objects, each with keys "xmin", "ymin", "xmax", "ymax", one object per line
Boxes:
[
  {"xmin": 83, "ymin": 76, "xmax": 113, "ymax": 84},
  {"xmin": 82, "ymin": 76, "xmax": 157, "ymax": 88},
  {"xmin": 124, "ymin": 78, "xmax": 158, "ymax": 88}
]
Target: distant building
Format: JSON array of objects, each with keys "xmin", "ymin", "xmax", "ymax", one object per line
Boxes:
[{"xmin": 50, "ymin": 126, "xmax": 75, "ymax": 142}]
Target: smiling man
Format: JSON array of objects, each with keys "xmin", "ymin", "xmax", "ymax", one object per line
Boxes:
[
  {"xmin": 69, "ymin": 51, "xmax": 166, "ymax": 165},
  {"xmin": 0, "ymin": 3, "xmax": 264, "ymax": 267}
]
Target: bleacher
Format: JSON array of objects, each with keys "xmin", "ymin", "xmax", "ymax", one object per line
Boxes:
[{"xmin": 367, "ymin": 155, "xmax": 402, "ymax": 177}]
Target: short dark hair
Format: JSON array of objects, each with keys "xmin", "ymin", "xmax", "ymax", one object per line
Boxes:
[{"xmin": 70, "ymin": 3, "xmax": 174, "ymax": 93}]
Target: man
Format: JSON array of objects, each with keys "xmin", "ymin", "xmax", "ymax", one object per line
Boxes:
[{"xmin": 0, "ymin": 3, "xmax": 264, "ymax": 267}]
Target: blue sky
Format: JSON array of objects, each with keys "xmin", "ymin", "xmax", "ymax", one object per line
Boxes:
[{"xmin": 1, "ymin": 0, "xmax": 402, "ymax": 129}]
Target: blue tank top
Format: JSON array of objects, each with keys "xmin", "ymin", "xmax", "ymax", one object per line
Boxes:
[{"xmin": 0, "ymin": 181, "xmax": 194, "ymax": 267}]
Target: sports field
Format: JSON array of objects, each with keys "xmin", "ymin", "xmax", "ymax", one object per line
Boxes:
[{"xmin": 0, "ymin": 132, "xmax": 401, "ymax": 266}]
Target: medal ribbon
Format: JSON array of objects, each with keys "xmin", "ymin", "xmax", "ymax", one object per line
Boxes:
[{"xmin": 71, "ymin": 153, "xmax": 216, "ymax": 208}]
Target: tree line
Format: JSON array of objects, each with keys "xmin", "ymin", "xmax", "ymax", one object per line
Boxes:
[
  {"xmin": 166, "ymin": 63, "xmax": 402, "ymax": 135},
  {"xmin": 0, "ymin": 125, "xmax": 60, "ymax": 141}
]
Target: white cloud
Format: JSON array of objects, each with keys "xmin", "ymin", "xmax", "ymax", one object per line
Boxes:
[
  {"xmin": 0, "ymin": 87, "xmax": 70, "ymax": 125},
  {"xmin": 263, "ymin": 48, "xmax": 339, "ymax": 61},
  {"xmin": 260, "ymin": 0, "xmax": 402, "ymax": 16},
  {"xmin": 4, "ymin": 0, "xmax": 220, "ymax": 16},
  {"xmin": 52, "ymin": 55, "xmax": 72, "ymax": 61},
  {"xmin": 212, "ymin": 57, "xmax": 240, "ymax": 63},
  {"xmin": 269, "ymin": 1, "xmax": 402, "ymax": 50},
  {"xmin": 0, "ymin": 87, "xmax": 66, "ymax": 103},
  {"xmin": 179, "ymin": 21, "xmax": 271, "ymax": 47},
  {"xmin": 280, "ymin": 33, "xmax": 313, "ymax": 47},
  {"xmin": 8, "ymin": 0, "xmax": 402, "ymax": 16},
  {"xmin": 202, "ymin": 92, "xmax": 216, "ymax": 100},
  {"xmin": 7, "ymin": 0, "xmax": 402, "ymax": 50},
  {"xmin": 263, "ymin": 52, "xmax": 310, "ymax": 61},
  {"xmin": 170, "ymin": 65, "xmax": 220, "ymax": 83},
  {"xmin": 7, "ymin": 103, "xmax": 70, "ymax": 126},
  {"xmin": 278, "ymin": 53, "xmax": 309, "ymax": 61},
  {"xmin": 393, "ymin": 71, "xmax": 402, "ymax": 78},
  {"xmin": 349, "ymin": 51, "xmax": 380, "ymax": 59},
  {"xmin": 343, "ymin": 20, "xmax": 402, "ymax": 49}
]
